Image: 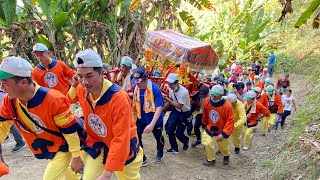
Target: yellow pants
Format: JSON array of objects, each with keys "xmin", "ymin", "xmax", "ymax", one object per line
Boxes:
[
  {"xmin": 43, "ymin": 152, "xmax": 80, "ymax": 180},
  {"xmin": 201, "ymin": 131, "xmax": 230, "ymax": 161},
  {"xmin": 243, "ymin": 126, "xmax": 255, "ymax": 147},
  {"xmin": 231, "ymin": 125, "xmax": 243, "ymax": 148},
  {"xmin": 82, "ymin": 148, "xmax": 143, "ymax": 180},
  {"xmin": 261, "ymin": 113, "xmax": 277, "ymax": 134}
]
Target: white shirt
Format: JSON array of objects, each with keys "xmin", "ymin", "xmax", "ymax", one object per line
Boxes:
[
  {"xmin": 169, "ymin": 85, "xmax": 191, "ymax": 112},
  {"xmin": 282, "ymin": 95, "xmax": 294, "ymax": 111}
]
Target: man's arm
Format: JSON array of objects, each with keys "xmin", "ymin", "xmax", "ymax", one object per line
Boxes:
[
  {"xmin": 52, "ymin": 96, "xmax": 82, "ymax": 173},
  {"xmin": 61, "ymin": 61, "xmax": 77, "ymax": 79}
]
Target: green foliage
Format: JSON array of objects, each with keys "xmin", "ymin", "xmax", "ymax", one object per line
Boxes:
[
  {"xmin": 295, "ymin": 0, "xmax": 320, "ymax": 28},
  {"xmin": 0, "ymin": 0, "xmax": 17, "ymax": 26}
]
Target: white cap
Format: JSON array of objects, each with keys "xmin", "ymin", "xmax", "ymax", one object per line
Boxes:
[
  {"xmin": 263, "ymin": 68, "xmax": 268, "ymax": 72},
  {"xmin": 235, "ymin": 60, "xmax": 240, "ymax": 63},
  {"xmin": 165, "ymin": 73, "xmax": 178, "ymax": 83},
  {"xmin": 0, "ymin": 57, "xmax": 33, "ymax": 80},
  {"xmin": 227, "ymin": 93, "xmax": 237, "ymax": 103},
  {"xmin": 265, "ymin": 77, "xmax": 271, "ymax": 82},
  {"xmin": 254, "ymin": 75, "xmax": 260, "ymax": 79},
  {"xmin": 266, "ymin": 85, "xmax": 275, "ymax": 92},
  {"xmin": 73, "ymin": 49, "xmax": 102, "ymax": 68},
  {"xmin": 210, "ymin": 85, "xmax": 224, "ymax": 96},
  {"xmin": 120, "ymin": 56, "xmax": 133, "ymax": 67},
  {"xmin": 253, "ymin": 87, "xmax": 261, "ymax": 93},
  {"xmin": 247, "ymin": 66, "xmax": 252, "ymax": 70},
  {"xmin": 244, "ymin": 91, "xmax": 256, "ymax": 100},
  {"xmin": 32, "ymin": 43, "xmax": 48, "ymax": 52}
]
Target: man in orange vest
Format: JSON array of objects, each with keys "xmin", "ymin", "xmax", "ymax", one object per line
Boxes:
[
  {"xmin": 201, "ymin": 85, "xmax": 234, "ymax": 166},
  {"xmin": 0, "ymin": 57, "xmax": 83, "ymax": 179},
  {"xmin": 32, "ymin": 43, "xmax": 76, "ymax": 95},
  {"xmin": 69, "ymin": 49, "xmax": 142, "ymax": 180}
]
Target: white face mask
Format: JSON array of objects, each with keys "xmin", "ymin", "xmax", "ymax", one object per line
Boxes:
[
  {"xmin": 173, "ymin": 84, "xmax": 179, "ymax": 91},
  {"xmin": 210, "ymin": 96, "xmax": 222, "ymax": 103}
]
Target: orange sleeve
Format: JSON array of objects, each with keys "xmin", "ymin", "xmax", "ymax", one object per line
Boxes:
[
  {"xmin": 105, "ymin": 91, "xmax": 132, "ymax": 171},
  {"xmin": 61, "ymin": 61, "xmax": 76, "ymax": 79},
  {"xmin": 276, "ymin": 94, "xmax": 284, "ymax": 113},
  {"xmin": 258, "ymin": 102, "xmax": 271, "ymax": 117},
  {"xmin": 0, "ymin": 96, "xmax": 15, "ymax": 119},
  {"xmin": 201, "ymin": 98, "xmax": 210, "ymax": 126},
  {"xmin": 259, "ymin": 82, "xmax": 265, "ymax": 90},
  {"xmin": 221, "ymin": 103, "xmax": 234, "ymax": 138}
]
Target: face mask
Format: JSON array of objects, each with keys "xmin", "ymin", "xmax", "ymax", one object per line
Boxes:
[
  {"xmin": 266, "ymin": 91, "xmax": 273, "ymax": 96},
  {"xmin": 211, "ymin": 96, "xmax": 222, "ymax": 103},
  {"xmin": 173, "ymin": 84, "xmax": 179, "ymax": 91}
]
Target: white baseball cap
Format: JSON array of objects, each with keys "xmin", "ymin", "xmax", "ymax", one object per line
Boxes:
[
  {"xmin": 32, "ymin": 43, "xmax": 48, "ymax": 52},
  {"xmin": 254, "ymin": 75, "xmax": 260, "ymax": 80},
  {"xmin": 227, "ymin": 93, "xmax": 237, "ymax": 103},
  {"xmin": 0, "ymin": 57, "xmax": 33, "ymax": 80},
  {"xmin": 165, "ymin": 73, "xmax": 178, "ymax": 83},
  {"xmin": 73, "ymin": 49, "xmax": 103, "ymax": 68},
  {"xmin": 247, "ymin": 66, "xmax": 252, "ymax": 70},
  {"xmin": 253, "ymin": 87, "xmax": 262, "ymax": 93},
  {"xmin": 120, "ymin": 56, "xmax": 133, "ymax": 67},
  {"xmin": 263, "ymin": 68, "xmax": 268, "ymax": 72},
  {"xmin": 244, "ymin": 91, "xmax": 256, "ymax": 100},
  {"xmin": 210, "ymin": 85, "xmax": 224, "ymax": 96}
]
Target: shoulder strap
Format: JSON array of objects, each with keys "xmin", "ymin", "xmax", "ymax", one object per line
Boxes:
[{"xmin": 10, "ymin": 99, "xmax": 63, "ymax": 138}]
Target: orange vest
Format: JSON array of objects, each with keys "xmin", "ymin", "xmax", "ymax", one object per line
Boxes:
[
  {"xmin": 245, "ymin": 101, "xmax": 270, "ymax": 127},
  {"xmin": 202, "ymin": 98, "xmax": 234, "ymax": 138},
  {"xmin": 32, "ymin": 59, "xmax": 76, "ymax": 95},
  {"xmin": 0, "ymin": 88, "xmax": 77, "ymax": 159},
  {"xmin": 67, "ymin": 84, "xmax": 139, "ymax": 171}
]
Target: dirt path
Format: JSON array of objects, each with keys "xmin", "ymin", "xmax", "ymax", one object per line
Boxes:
[{"xmin": 1, "ymin": 74, "xmax": 307, "ymax": 180}]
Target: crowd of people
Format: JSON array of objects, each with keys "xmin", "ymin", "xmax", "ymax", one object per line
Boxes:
[{"xmin": 0, "ymin": 44, "xmax": 297, "ymax": 179}]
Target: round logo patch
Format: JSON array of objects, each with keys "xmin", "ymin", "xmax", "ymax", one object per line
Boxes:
[
  {"xmin": 18, "ymin": 113, "xmax": 45, "ymax": 134},
  {"xmin": 44, "ymin": 72, "xmax": 58, "ymax": 87},
  {"xmin": 209, "ymin": 110, "xmax": 220, "ymax": 123},
  {"xmin": 88, "ymin": 114, "xmax": 107, "ymax": 137}
]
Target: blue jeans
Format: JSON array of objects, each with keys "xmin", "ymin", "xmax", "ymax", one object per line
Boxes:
[
  {"xmin": 268, "ymin": 64, "xmax": 275, "ymax": 77},
  {"xmin": 274, "ymin": 114, "xmax": 282, "ymax": 130},
  {"xmin": 165, "ymin": 109, "xmax": 189, "ymax": 150}
]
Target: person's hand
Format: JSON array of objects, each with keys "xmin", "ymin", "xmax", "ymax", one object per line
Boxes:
[
  {"xmin": 70, "ymin": 156, "xmax": 84, "ymax": 174},
  {"xmin": 216, "ymin": 134, "xmax": 224, "ymax": 142},
  {"xmin": 71, "ymin": 75, "xmax": 80, "ymax": 88},
  {"xmin": 144, "ymin": 123, "xmax": 155, "ymax": 133},
  {"xmin": 162, "ymin": 93, "xmax": 169, "ymax": 101},
  {"xmin": 97, "ymin": 170, "xmax": 112, "ymax": 180}
]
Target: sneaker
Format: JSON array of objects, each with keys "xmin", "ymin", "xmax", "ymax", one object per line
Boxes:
[
  {"xmin": 11, "ymin": 142, "xmax": 26, "ymax": 153},
  {"xmin": 141, "ymin": 159, "xmax": 148, "ymax": 167},
  {"xmin": 235, "ymin": 148, "xmax": 240, "ymax": 154},
  {"xmin": 215, "ymin": 150, "xmax": 221, "ymax": 155},
  {"xmin": 154, "ymin": 153, "xmax": 163, "ymax": 163},
  {"xmin": 165, "ymin": 148, "xmax": 179, "ymax": 154},
  {"xmin": 223, "ymin": 156, "xmax": 229, "ymax": 165},
  {"xmin": 203, "ymin": 160, "xmax": 215, "ymax": 166},
  {"xmin": 191, "ymin": 140, "xmax": 201, "ymax": 147},
  {"xmin": 183, "ymin": 143, "xmax": 189, "ymax": 151},
  {"xmin": 243, "ymin": 146, "xmax": 249, "ymax": 151},
  {"xmin": 267, "ymin": 128, "xmax": 271, "ymax": 133},
  {"xmin": 261, "ymin": 133, "xmax": 266, "ymax": 136}
]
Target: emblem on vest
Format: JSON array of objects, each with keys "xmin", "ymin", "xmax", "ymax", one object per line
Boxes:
[
  {"xmin": 44, "ymin": 72, "xmax": 58, "ymax": 87},
  {"xmin": 209, "ymin": 110, "xmax": 220, "ymax": 123},
  {"xmin": 88, "ymin": 114, "xmax": 107, "ymax": 137},
  {"xmin": 18, "ymin": 113, "xmax": 46, "ymax": 134}
]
